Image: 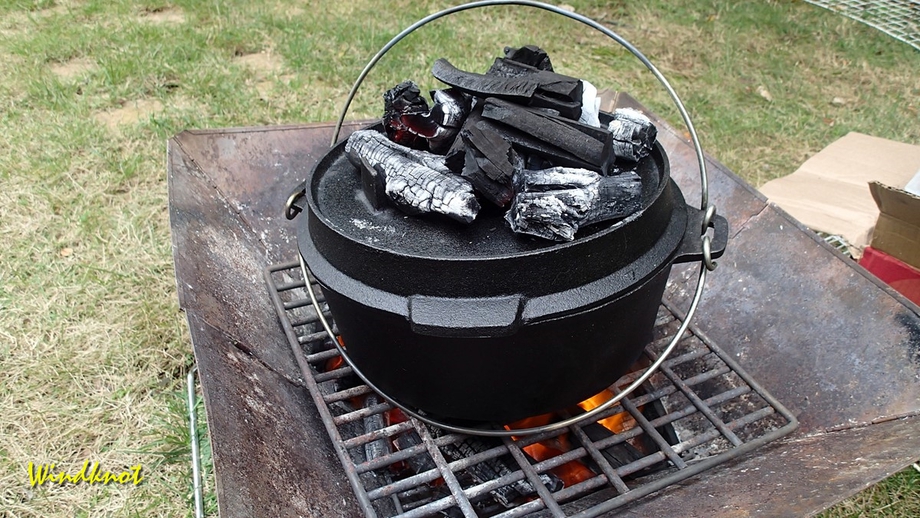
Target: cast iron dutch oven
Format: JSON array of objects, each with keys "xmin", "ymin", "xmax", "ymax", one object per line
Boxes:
[
  {"xmin": 289, "ymin": 1, "xmax": 728, "ymax": 425},
  {"xmin": 295, "ymin": 125, "xmax": 726, "ymax": 424}
]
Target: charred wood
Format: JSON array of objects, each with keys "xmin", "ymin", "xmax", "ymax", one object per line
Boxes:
[
  {"xmin": 458, "ymin": 123, "xmax": 519, "ymax": 207},
  {"xmin": 363, "ymin": 394, "xmax": 391, "ymax": 462},
  {"xmin": 528, "ymin": 93, "xmax": 582, "ymax": 120},
  {"xmin": 478, "ymin": 118, "xmax": 598, "ymax": 171},
  {"xmin": 503, "ymin": 44, "xmax": 554, "ymax": 70},
  {"xmin": 580, "ymin": 422, "xmax": 645, "ymax": 471},
  {"xmin": 483, "ymin": 58, "xmax": 580, "ymax": 101},
  {"xmin": 398, "ymin": 88, "xmax": 472, "ymax": 154},
  {"xmin": 607, "ymin": 107, "xmax": 658, "ymax": 162},
  {"xmin": 345, "ymin": 130, "xmax": 480, "ymax": 223},
  {"xmin": 483, "ymin": 57, "xmax": 582, "ymax": 118},
  {"xmin": 359, "ymin": 394, "xmax": 399, "ymax": 516},
  {"xmin": 432, "ymin": 58, "xmax": 582, "ymax": 117},
  {"xmin": 433, "ymin": 58, "xmax": 536, "ymax": 101},
  {"xmin": 481, "ymin": 98, "xmax": 612, "ymax": 171}
]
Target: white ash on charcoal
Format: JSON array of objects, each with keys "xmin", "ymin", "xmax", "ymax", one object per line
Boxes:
[
  {"xmin": 607, "ymin": 107, "xmax": 658, "ymax": 162},
  {"xmin": 345, "ymin": 129, "xmax": 480, "ymax": 223},
  {"xmin": 505, "ymin": 167, "xmax": 642, "ymax": 241},
  {"xmin": 345, "ymin": 44, "xmax": 658, "ymax": 240}
]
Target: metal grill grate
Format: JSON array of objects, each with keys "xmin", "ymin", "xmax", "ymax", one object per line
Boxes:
[
  {"xmin": 804, "ymin": 0, "xmax": 920, "ymax": 51},
  {"xmin": 265, "ymin": 261, "xmax": 797, "ymax": 517}
]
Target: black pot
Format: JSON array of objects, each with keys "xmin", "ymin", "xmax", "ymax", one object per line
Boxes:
[{"xmin": 297, "ymin": 124, "xmax": 727, "ymax": 423}]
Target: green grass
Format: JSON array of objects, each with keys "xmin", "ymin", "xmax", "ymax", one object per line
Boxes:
[{"xmin": 0, "ymin": 0, "xmax": 917, "ymax": 516}]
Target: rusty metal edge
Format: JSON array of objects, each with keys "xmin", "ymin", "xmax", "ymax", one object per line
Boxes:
[
  {"xmin": 176, "ymin": 119, "xmax": 378, "ymax": 137},
  {"xmin": 263, "ymin": 262, "xmax": 378, "ymax": 517}
]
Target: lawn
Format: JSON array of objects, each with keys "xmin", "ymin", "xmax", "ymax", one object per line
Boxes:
[{"xmin": 0, "ymin": 0, "xmax": 917, "ymax": 516}]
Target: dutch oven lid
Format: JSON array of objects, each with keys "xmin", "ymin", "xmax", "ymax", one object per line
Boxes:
[
  {"xmin": 307, "ymin": 124, "xmax": 665, "ymax": 260},
  {"xmin": 298, "ymin": 124, "xmax": 688, "ymax": 316}
]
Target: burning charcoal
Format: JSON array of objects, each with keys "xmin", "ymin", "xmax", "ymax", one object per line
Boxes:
[
  {"xmin": 607, "ymin": 107, "xmax": 658, "ymax": 162},
  {"xmin": 392, "ymin": 430, "xmax": 438, "ymax": 475},
  {"xmin": 383, "ymin": 81, "xmax": 430, "ymax": 149},
  {"xmin": 345, "ymin": 130, "xmax": 480, "ymax": 223},
  {"xmin": 459, "ymin": 123, "xmax": 519, "ymax": 207},
  {"xmin": 363, "ymin": 394, "xmax": 391, "ymax": 462},
  {"xmin": 426, "ymin": 426, "xmax": 563, "ymax": 508},
  {"xmin": 505, "ymin": 167, "xmax": 642, "ymax": 241},
  {"xmin": 432, "ymin": 58, "xmax": 583, "ymax": 117},
  {"xmin": 481, "ymin": 98, "xmax": 612, "ymax": 172},
  {"xmin": 503, "ymin": 44, "xmax": 554, "ymax": 71},
  {"xmin": 398, "ymin": 88, "xmax": 472, "ymax": 154}
]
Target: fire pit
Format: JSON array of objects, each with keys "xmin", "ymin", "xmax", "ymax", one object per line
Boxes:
[
  {"xmin": 265, "ymin": 260, "xmax": 797, "ymax": 517},
  {"xmin": 167, "ymin": 6, "xmax": 920, "ymax": 516},
  {"xmin": 167, "ymin": 91, "xmax": 920, "ymax": 518}
]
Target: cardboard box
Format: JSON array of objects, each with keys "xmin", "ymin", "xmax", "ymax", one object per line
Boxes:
[
  {"xmin": 868, "ymin": 181, "xmax": 920, "ymax": 270},
  {"xmin": 759, "ymin": 132, "xmax": 920, "ymax": 257}
]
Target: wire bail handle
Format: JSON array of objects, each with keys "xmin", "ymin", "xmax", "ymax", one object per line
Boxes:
[{"xmin": 296, "ymin": 0, "xmax": 720, "ymax": 436}]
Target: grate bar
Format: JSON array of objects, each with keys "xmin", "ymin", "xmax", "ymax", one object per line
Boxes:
[
  {"xmin": 502, "ymin": 438, "xmax": 567, "ymax": 517},
  {"xmin": 620, "ymin": 396, "xmax": 687, "ymax": 469},
  {"xmin": 568, "ymin": 425, "xmax": 631, "ymax": 494},
  {"xmin": 315, "ymin": 365, "xmax": 355, "ymax": 383},
  {"xmin": 305, "ymin": 348, "xmax": 340, "ymax": 364},
  {"xmin": 366, "ymin": 466, "xmax": 443, "ymax": 500},
  {"xmin": 653, "ymin": 355, "xmax": 744, "ymax": 447},
  {"xmin": 344, "ymin": 420, "xmax": 416, "ymax": 449},
  {"xmin": 672, "ymin": 407, "xmax": 776, "ymax": 455},
  {"xmin": 410, "ymin": 420, "xmax": 481, "ymax": 518},
  {"xmin": 265, "ymin": 261, "xmax": 798, "ymax": 517},
  {"xmin": 356, "ymin": 443, "xmax": 428, "ymax": 474},
  {"xmin": 333, "ymin": 401, "xmax": 392, "ymax": 426},
  {"xmin": 325, "ymin": 384, "xmax": 376, "ymax": 404}
]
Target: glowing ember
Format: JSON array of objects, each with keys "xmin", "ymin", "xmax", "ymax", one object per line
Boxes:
[
  {"xmin": 505, "ymin": 413, "xmax": 595, "ymax": 487},
  {"xmin": 577, "ymin": 389, "xmax": 635, "ymax": 434}
]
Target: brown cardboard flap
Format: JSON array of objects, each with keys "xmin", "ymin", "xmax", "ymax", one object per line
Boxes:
[
  {"xmin": 869, "ymin": 181, "xmax": 920, "ymax": 269},
  {"xmin": 869, "ymin": 181, "xmax": 920, "ymax": 226}
]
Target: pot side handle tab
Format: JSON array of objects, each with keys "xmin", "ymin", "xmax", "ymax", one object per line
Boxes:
[
  {"xmin": 674, "ymin": 205, "xmax": 728, "ymax": 265},
  {"xmin": 408, "ymin": 294, "xmax": 524, "ymax": 338}
]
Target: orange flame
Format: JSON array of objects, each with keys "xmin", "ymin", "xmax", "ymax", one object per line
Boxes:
[
  {"xmin": 576, "ymin": 389, "xmax": 633, "ymax": 434},
  {"xmin": 505, "ymin": 414, "xmax": 595, "ymax": 487}
]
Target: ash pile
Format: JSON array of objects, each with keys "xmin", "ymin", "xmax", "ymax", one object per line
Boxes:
[{"xmin": 345, "ymin": 45, "xmax": 658, "ymax": 242}]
